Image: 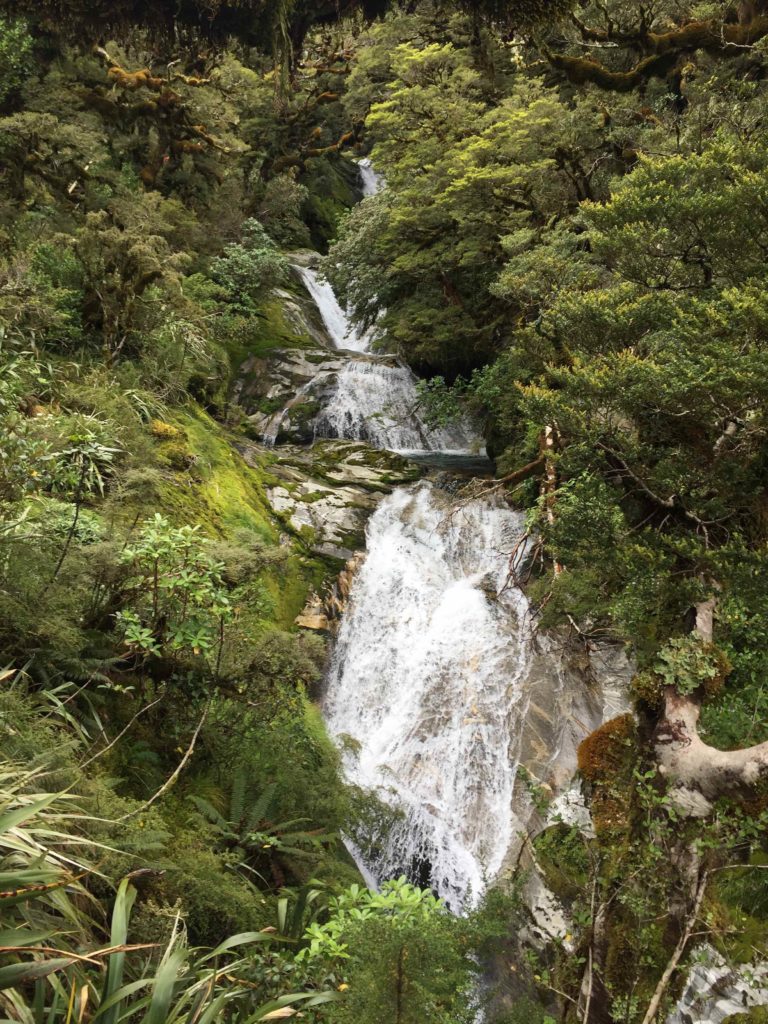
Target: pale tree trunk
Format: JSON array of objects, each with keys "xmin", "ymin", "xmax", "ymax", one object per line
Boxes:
[
  {"xmin": 542, "ymin": 425, "xmax": 563, "ymax": 576},
  {"xmin": 655, "ymin": 596, "xmax": 768, "ymax": 815}
]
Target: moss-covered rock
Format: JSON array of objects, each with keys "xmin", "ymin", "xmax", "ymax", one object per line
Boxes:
[
  {"xmin": 724, "ymin": 1009, "xmax": 768, "ymax": 1023},
  {"xmin": 240, "ymin": 438, "xmax": 422, "ymax": 562}
]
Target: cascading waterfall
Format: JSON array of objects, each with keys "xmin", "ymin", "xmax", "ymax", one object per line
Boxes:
[
  {"xmin": 323, "ymin": 481, "xmax": 533, "ymax": 909},
  {"xmin": 292, "ymin": 264, "xmax": 375, "ymax": 353},
  {"xmin": 314, "ymin": 359, "xmax": 481, "ymax": 455},
  {"xmin": 285, "ymin": 262, "xmax": 483, "ymax": 454},
  {"xmin": 358, "ymin": 157, "xmax": 384, "ymax": 197},
  {"xmin": 278, "ymin": 158, "xmax": 486, "ymax": 455}
]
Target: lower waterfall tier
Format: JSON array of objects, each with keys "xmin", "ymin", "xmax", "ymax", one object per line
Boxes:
[{"xmin": 324, "ymin": 481, "xmax": 534, "ymax": 908}]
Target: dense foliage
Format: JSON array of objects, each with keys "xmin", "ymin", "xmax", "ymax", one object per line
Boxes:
[{"xmin": 1, "ymin": 0, "xmax": 768, "ymax": 1022}]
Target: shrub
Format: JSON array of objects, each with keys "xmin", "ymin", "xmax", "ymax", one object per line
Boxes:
[
  {"xmin": 0, "ymin": 17, "xmax": 33, "ymax": 105},
  {"xmin": 209, "ymin": 219, "xmax": 289, "ymax": 308}
]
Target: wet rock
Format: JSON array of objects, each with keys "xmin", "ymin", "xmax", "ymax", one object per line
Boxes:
[
  {"xmin": 238, "ymin": 439, "xmax": 422, "ymax": 563},
  {"xmin": 297, "ymin": 552, "xmax": 366, "ymax": 634},
  {"xmin": 667, "ymin": 944, "xmax": 768, "ymax": 1024}
]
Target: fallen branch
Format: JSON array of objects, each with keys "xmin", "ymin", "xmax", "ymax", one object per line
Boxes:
[
  {"xmin": 79, "ymin": 693, "xmax": 165, "ymax": 769},
  {"xmin": 116, "ymin": 703, "xmax": 208, "ymax": 822}
]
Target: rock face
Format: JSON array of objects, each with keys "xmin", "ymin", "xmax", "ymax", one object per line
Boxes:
[
  {"xmin": 506, "ymin": 643, "xmax": 632, "ymax": 946},
  {"xmin": 236, "ymin": 346, "xmax": 349, "ymax": 445},
  {"xmin": 666, "ymin": 944, "xmax": 768, "ymax": 1024},
  {"xmin": 238, "ymin": 438, "xmax": 422, "ymax": 563},
  {"xmin": 295, "ymin": 553, "xmax": 365, "ymax": 633}
]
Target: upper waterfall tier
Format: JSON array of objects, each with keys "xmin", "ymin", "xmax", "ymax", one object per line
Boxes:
[
  {"xmin": 314, "ymin": 359, "xmax": 481, "ymax": 455},
  {"xmin": 357, "ymin": 157, "xmax": 384, "ymax": 197},
  {"xmin": 291, "ymin": 264, "xmax": 375, "ymax": 353},
  {"xmin": 245, "ymin": 259, "xmax": 484, "ymax": 455}
]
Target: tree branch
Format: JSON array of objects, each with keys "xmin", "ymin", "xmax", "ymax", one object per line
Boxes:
[
  {"xmin": 657, "ymin": 597, "xmax": 768, "ymax": 814},
  {"xmin": 545, "ymin": 16, "xmax": 768, "ymax": 91},
  {"xmin": 640, "ymin": 869, "xmax": 708, "ymax": 1024},
  {"xmin": 116, "ymin": 703, "xmax": 208, "ymax": 821}
]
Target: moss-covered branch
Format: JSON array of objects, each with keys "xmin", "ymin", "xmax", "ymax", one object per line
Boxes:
[{"xmin": 546, "ymin": 15, "xmax": 768, "ymax": 90}]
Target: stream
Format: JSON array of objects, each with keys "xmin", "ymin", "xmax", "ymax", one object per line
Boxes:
[
  {"xmin": 266, "ymin": 160, "xmax": 594, "ymax": 911},
  {"xmin": 259, "ymin": 158, "xmax": 754, "ymax": 1021}
]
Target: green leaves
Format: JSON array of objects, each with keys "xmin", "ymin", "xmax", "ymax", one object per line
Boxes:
[
  {"xmin": 297, "ymin": 878, "xmax": 447, "ymax": 962},
  {"xmin": 99, "ymin": 879, "xmax": 138, "ymax": 1024},
  {"xmin": 209, "ymin": 220, "xmax": 289, "ymax": 312},
  {"xmin": 116, "ymin": 514, "xmax": 233, "ymax": 662},
  {"xmin": 0, "ymin": 16, "xmax": 33, "ymax": 104},
  {"xmin": 653, "ymin": 636, "xmax": 730, "ymax": 698}
]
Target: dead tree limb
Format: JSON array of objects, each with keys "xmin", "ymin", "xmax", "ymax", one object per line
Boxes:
[{"xmin": 639, "ymin": 869, "xmax": 708, "ymax": 1024}]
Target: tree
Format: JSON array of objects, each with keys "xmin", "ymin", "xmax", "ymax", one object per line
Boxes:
[
  {"xmin": 503, "ymin": 131, "xmax": 768, "ymax": 807},
  {"xmin": 0, "ymin": 15, "xmax": 33, "ymax": 105},
  {"xmin": 327, "ymin": 51, "xmax": 596, "ymax": 374},
  {"xmin": 300, "ymin": 879, "xmax": 477, "ymax": 1024},
  {"xmin": 116, "ymin": 514, "xmax": 233, "ymax": 664},
  {"xmin": 209, "ymin": 219, "xmax": 289, "ymax": 310}
]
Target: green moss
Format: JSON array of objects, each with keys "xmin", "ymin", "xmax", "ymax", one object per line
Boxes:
[
  {"xmin": 533, "ymin": 823, "xmax": 589, "ymax": 901},
  {"xmin": 711, "ymin": 858, "xmax": 768, "ymax": 963},
  {"xmin": 131, "ymin": 406, "xmax": 330, "ymax": 630},
  {"xmin": 724, "ymin": 1011, "xmax": 768, "ymax": 1023},
  {"xmin": 223, "ymin": 295, "xmax": 319, "ymax": 372},
  {"xmin": 157, "ymin": 440, "xmax": 196, "ymax": 470},
  {"xmin": 168, "ymin": 407, "xmax": 276, "ymax": 541},
  {"xmin": 630, "ymin": 670, "xmax": 664, "ymax": 711}
]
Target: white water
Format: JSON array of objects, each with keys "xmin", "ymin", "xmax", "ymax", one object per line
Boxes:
[
  {"xmin": 323, "ymin": 482, "xmax": 533, "ymax": 909},
  {"xmin": 314, "ymin": 359, "xmax": 481, "ymax": 455},
  {"xmin": 292, "ymin": 265, "xmax": 375, "ymax": 353},
  {"xmin": 358, "ymin": 157, "xmax": 384, "ymax": 197},
  {"xmin": 288, "ymin": 260, "xmax": 483, "ymax": 454}
]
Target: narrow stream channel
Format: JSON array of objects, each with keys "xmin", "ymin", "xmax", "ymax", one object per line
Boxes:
[{"xmin": 266, "ymin": 160, "xmax": 601, "ymax": 916}]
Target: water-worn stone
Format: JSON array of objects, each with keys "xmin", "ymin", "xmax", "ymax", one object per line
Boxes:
[{"xmin": 238, "ymin": 439, "xmax": 422, "ymax": 562}]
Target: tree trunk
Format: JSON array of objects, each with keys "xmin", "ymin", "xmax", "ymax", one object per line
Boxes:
[{"xmin": 655, "ymin": 597, "xmax": 768, "ymax": 815}]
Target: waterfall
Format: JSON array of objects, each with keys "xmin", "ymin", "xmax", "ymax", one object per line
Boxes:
[
  {"xmin": 323, "ymin": 481, "xmax": 533, "ymax": 909},
  {"xmin": 286, "ymin": 256, "xmax": 483, "ymax": 455},
  {"xmin": 292, "ymin": 264, "xmax": 374, "ymax": 353},
  {"xmin": 358, "ymin": 157, "xmax": 384, "ymax": 197},
  {"xmin": 314, "ymin": 359, "xmax": 482, "ymax": 455}
]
